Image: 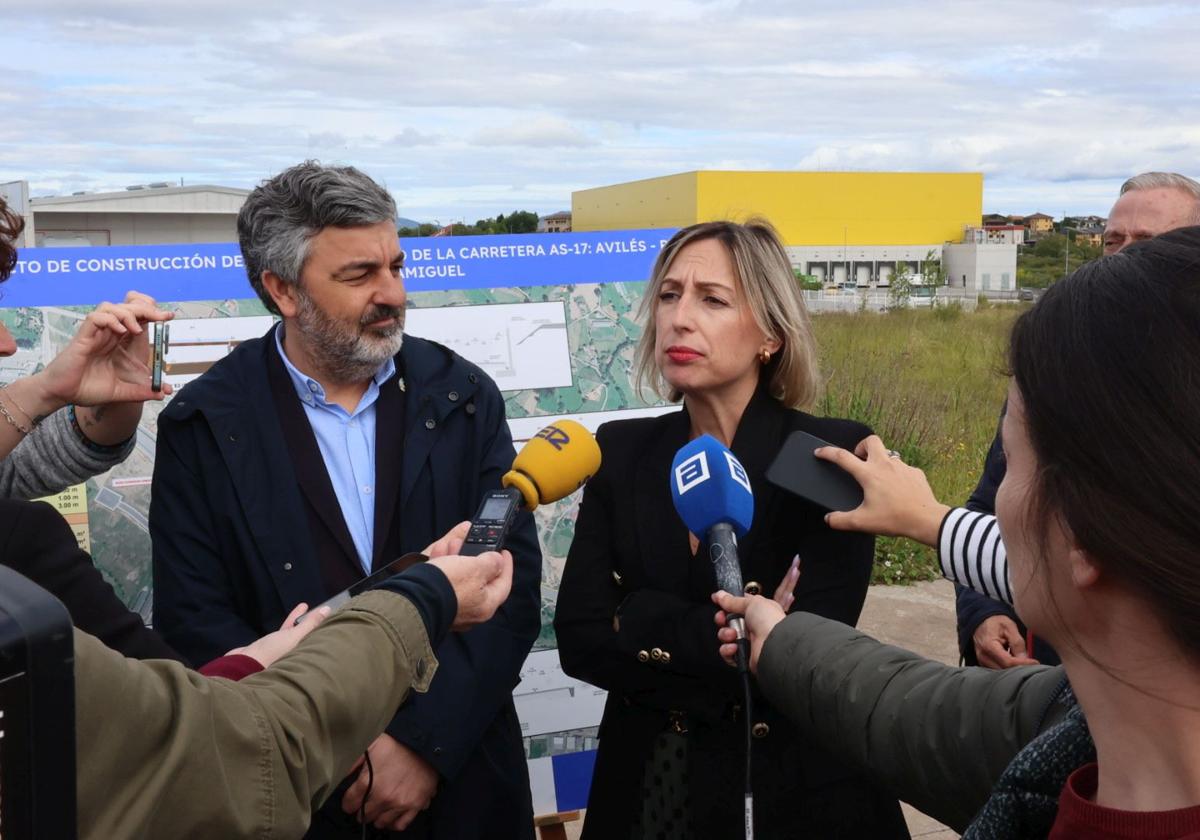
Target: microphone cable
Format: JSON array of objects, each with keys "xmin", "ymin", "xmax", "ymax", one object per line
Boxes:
[
  {"xmin": 359, "ymin": 749, "xmax": 374, "ymax": 840},
  {"xmin": 741, "ymin": 668, "xmax": 755, "ymax": 840},
  {"xmin": 724, "ymin": 628, "xmax": 753, "ymax": 840}
]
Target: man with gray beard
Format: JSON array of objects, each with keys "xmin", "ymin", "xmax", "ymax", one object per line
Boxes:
[{"xmin": 150, "ymin": 161, "xmax": 541, "ymax": 840}]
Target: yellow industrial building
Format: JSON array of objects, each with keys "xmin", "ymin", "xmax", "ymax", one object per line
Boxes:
[
  {"xmin": 573, "ymin": 171, "xmax": 981, "ymax": 245},
  {"xmin": 573, "ymin": 171, "xmax": 990, "ymax": 289}
]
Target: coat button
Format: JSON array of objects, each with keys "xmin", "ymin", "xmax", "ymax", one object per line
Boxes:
[
  {"xmin": 283, "ymin": 562, "xmax": 292, "ymax": 571},
  {"xmin": 468, "ymin": 373, "xmax": 479, "ymax": 384},
  {"xmin": 660, "ymin": 651, "xmax": 672, "ymax": 665},
  {"xmin": 425, "ymin": 418, "xmax": 436, "ymax": 430},
  {"xmin": 465, "ymin": 403, "xmax": 476, "ymax": 416},
  {"xmin": 752, "ymin": 722, "xmax": 770, "ymax": 739},
  {"xmin": 611, "ymin": 570, "xmax": 623, "ymax": 586},
  {"xmin": 637, "ymin": 650, "xmax": 650, "ymax": 663},
  {"xmin": 448, "ymin": 391, "xmax": 459, "ymax": 402},
  {"xmin": 650, "ymin": 647, "xmax": 663, "ymax": 661},
  {"xmin": 744, "ymin": 581, "xmax": 762, "ymax": 596}
]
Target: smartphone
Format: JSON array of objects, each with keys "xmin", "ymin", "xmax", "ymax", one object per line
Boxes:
[
  {"xmin": 151, "ymin": 321, "xmax": 169, "ymax": 392},
  {"xmin": 296, "ymin": 552, "xmax": 428, "ymax": 623},
  {"xmin": 765, "ymin": 429, "xmax": 865, "ymax": 512}
]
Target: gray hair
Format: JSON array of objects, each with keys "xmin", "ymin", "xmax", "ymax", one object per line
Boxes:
[
  {"xmin": 237, "ymin": 160, "xmax": 397, "ymax": 315},
  {"xmin": 1120, "ymin": 172, "xmax": 1200, "ymax": 221}
]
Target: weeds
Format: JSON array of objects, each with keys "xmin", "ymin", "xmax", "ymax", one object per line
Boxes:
[{"xmin": 811, "ymin": 307, "xmax": 1019, "ymax": 583}]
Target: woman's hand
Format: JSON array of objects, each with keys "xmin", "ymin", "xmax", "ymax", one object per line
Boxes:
[
  {"xmin": 34, "ymin": 291, "xmax": 174, "ymax": 410},
  {"xmin": 712, "ymin": 591, "xmax": 787, "ymax": 674},
  {"xmin": 227, "ymin": 602, "xmax": 332, "ymax": 669},
  {"xmin": 815, "ymin": 435, "xmax": 950, "ymax": 547},
  {"xmin": 771, "ymin": 554, "xmax": 801, "ymax": 612}
]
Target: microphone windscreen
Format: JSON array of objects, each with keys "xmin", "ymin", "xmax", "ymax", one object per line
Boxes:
[
  {"xmin": 503, "ymin": 419, "xmax": 601, "ymax": 510},
  {"xmin": 670, "ymin": 435, "xmax": 754, "ymax": 538}
]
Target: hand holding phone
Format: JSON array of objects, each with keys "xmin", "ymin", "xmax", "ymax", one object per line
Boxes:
[
  {"xmin": 774, "ymin": 432, "xmax": 950, "ymax": 545},
  {"xmin": 765, "ymin": 430, "xmax": 865, "ymax": 512},
  {"xmin": 151, "ymin": 321, "xmax": 169, "ymax": 392}
]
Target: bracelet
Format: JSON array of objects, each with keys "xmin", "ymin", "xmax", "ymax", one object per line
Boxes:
[
  {"xmin": 0, "ymin": 389, "xmax": 33, "ymax": 437},
  {"xmin": 0, "ymin": 385, "xmax": 38, "ymax": 428}
]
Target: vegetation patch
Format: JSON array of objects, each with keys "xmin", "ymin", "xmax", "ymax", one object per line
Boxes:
[{"xmin": 812, "ymin": 307, "xmax": 1022, "ymax": 583}]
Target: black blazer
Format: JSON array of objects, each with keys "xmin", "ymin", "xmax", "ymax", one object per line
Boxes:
[{"xmin": 555, "ymin": 388, "xmax": 908, "ymax": 839}]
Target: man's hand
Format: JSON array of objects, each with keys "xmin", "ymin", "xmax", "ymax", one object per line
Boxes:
[
  {"xmin": 225, "ymin": 603, "xmax": 331, "ymax": 669},
  {"xmin": 972, "ymin": 614, "xmax": 1039, "ymax": 669},
  {"xmin": 423, "ymin": 521, "xmax": 471, "ymax": 559},
  {"xmin": 816, "ymin": 435, "xmax": 950, "ymax": 547},
  {"xmin": 712, "ymin": 591, "xmax": 787, "ymax": 674},
  {"xmin": 342, "ymin": 734, "xmax": 438, "ymax": 832},
  {"xmin": 428, "ymin": 549, "xmax": 513, "ymax": 630}
]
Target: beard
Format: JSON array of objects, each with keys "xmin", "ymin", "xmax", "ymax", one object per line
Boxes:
[{"xmin": 293, "ymin": 289, "xmax": 405, "ymax": 384}]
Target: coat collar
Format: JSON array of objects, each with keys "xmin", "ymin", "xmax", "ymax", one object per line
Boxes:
[
  {"xmin": 632, "ymin": 384, "xmax": 791, "ymax": 596},
  {"xmin": 162, "ymin": 324, "xmax": 487, "ymax": 599}
]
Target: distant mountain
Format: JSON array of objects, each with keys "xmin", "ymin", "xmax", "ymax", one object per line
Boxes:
[{"xmin": 396, "ymin": 216, "xmax": 423, "ymax": 230}]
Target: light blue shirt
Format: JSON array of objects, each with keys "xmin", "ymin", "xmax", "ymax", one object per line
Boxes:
[{"xmin": 275, "ymin": 326, "xmax": 396, "ymax": 574}]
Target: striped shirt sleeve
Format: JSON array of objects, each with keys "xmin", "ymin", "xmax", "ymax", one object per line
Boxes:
[{"xmin": 936, "ymin": 507, "xmax": 1012, "ymax": 606}]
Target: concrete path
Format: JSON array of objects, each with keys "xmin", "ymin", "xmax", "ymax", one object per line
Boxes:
[{"xmin": 857, "ymin": 579, "xmax": 961, "ymax": 839}]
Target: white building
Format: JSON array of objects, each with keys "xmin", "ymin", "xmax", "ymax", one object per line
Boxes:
[
  {"xmin": 943, "ymin": 226, "xmax": 1019, "ymax": 294},
  {"xmin": 20, "ymin": 183, "xmax": 248, "ymax": 247},
  {"xmin": 784, "ymin": 243, "xmax": 942, "ymax": 287}
]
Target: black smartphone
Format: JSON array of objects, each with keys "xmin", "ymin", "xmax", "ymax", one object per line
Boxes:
[
  {"xmin": 765, "ymin": 429, "xmax": 865, "ymax": 512},
  {"xmin": 151, "ymin": 322, "xmax": 169, "ymax": 392},
  {"xmin": 296, "ymin": 552, "xmax": 427, "ymax": 624}
]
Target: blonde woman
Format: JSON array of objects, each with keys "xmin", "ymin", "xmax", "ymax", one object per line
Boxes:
[{"xmin": 555, "ymin": 220, "xmax": 907, "ymax": 839}]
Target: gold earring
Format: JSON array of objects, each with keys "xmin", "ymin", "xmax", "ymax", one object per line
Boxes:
[{"xmin": 759, "ymin": 348, "xmax": 771, "ymax": 365}]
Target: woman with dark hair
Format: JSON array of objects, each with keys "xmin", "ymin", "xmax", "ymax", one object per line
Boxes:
[
  {"xmin": 555, "ymin": 220, "xmax": 907, "ymax": 838},
  {"xmin": 0, "ymin": 196, "xmax": 174, "ymax": 499},
  {"xmin": 715, "ymin": 225, "xmax": 1200, "ymax": 838}
]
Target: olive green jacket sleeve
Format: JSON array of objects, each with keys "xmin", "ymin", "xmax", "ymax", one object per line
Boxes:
[
  {"xmin": 756, "ymin": 611, "xmax": 1068, "ymax": 833},
  {"xmin": 75, "ymin": 590, "xmax": 439, "ymax": 840}
]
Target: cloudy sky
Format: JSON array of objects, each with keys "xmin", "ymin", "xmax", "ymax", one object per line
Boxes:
[{"xmin": 2, "ymin": 1, "xmax": 1197, "ymax": 220}]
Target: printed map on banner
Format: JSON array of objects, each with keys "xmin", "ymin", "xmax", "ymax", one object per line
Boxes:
[{"xmin": 0, "ymin": 227, "xmax": 684, "ymax": 783}]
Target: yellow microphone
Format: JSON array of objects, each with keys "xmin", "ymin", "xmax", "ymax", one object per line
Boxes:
[
  {"xmin": 298, "ymin": 418, "xmax": 603, "ymax": 620},
  {"xmin": 503, "ymin": 419, "xmax": 601, "ymax": 511}
]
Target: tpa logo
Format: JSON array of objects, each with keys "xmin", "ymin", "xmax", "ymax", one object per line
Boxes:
[
  {"xmin": 674, "ymin": 452, "xmax": 710, "ymax": 495},
  {"xmin": 535, "ymin": 424, "xmax": 570, "ymax": 451},
  {"xmin": 725, "ymin": 452, "xmax": 751, "ymax": 494}
]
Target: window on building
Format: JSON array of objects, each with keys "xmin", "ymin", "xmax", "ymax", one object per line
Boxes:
[
  {"xmin": 1001, "ymin": 272, "xmax": 1011, "ymax": 289},
  {"xmin": 982, "ymin": 273, "xmax": 991, "ymax": 290}
]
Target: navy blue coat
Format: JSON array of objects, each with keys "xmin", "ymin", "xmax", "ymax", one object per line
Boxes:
[
  {"xmin": 150, "ymin": 326, "xmax": 540, "ymax": 839},
  {"xmin": 955, "ymin": 408, "xmax": 1060, "ymax": 667}
]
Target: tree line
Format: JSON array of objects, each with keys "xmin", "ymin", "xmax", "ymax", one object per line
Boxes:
[{"xmin": 398, "ymin": 211, "xmax": 541, "ymax": 238}]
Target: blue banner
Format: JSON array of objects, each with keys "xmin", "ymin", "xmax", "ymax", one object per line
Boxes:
[{"xmin": 2, "ymin": 228, "xmax": 678, "ymax": 307}]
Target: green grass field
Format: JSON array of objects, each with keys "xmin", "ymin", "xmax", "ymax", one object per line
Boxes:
[{"xmin": 810, "ymin": 303, "xmax": 1024, "ymax": 583}]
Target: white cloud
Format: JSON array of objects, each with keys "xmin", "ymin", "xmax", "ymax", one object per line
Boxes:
[
  {"xmin": 0, "ymin": 1, "xmax": 1197, "ymax": 218},
  {"xmin": 471, "ymin": 116, "xmax": 596, "ymax": 148}
]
